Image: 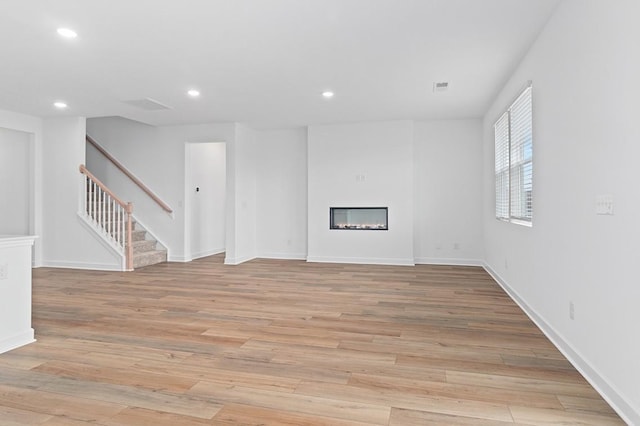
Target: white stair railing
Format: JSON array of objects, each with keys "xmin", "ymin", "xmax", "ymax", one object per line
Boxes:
[{"xmin": 79, "ymin": 164, "xmax": 133, "ymax": 270}]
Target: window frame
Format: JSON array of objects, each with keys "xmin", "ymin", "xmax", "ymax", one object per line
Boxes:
[{"xmin": 494, "ymin": 83, "xmax": 533, "ymax": 227}]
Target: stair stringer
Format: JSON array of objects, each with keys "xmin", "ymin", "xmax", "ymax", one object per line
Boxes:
[
  {"xmin": 131, "ymin": 214, "xmax": 169, "ymax": 259},
  {"xmin": 76, "ymin": 212, "xmax": 127, "ymax": 271}
]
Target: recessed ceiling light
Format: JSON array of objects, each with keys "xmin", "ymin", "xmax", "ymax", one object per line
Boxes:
[
  {"xmin": 187, "ymin": 89, "xmax": 200, "ymax": 97},
  {"xmin": 322, "ymin": 91, "xmax": 334, "ymax": 99},
  {"xmin": 53, "ymin": 101, "xmax": 68, "ymax": 109},
  {"xmin": 57, "ymin": 28, "xmax": 77, "ymax": 38}
]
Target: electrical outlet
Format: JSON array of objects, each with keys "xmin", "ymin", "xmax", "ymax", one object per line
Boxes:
[
  {"xmin": 453, "ymin": 242, "xmax": 460, "ymax": 250},
  {"xmin": 0, "ymin": 262, "xmax": 7, "ymax": 280},
  {"xmin": 569, "ymin": 301, "xmax": 575, "ymax": 320}
]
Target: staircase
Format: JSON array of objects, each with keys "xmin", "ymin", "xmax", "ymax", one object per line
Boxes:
[
  {"xmin": 129, "ymin": 221, "xmax": 167, "ymax": 269},
  {"xmin": 80, "ymin": 164, "xmax": 167, "ymax": 270}
]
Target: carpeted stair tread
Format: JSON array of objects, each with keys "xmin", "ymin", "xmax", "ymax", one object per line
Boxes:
[{"xmin": 133, "ymin": 249, "xmax": 168, "ymax": 269}]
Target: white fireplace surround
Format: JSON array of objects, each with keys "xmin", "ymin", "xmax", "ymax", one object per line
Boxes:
[{"xmin": 307, "ymin": 121, "xmax": 414, "ymax": 265}]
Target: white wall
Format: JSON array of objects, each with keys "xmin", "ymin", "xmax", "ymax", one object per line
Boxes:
[
  {"xmin": 255, "ymin": 128, "xmax": 308, "ymax": 259},
  {"xmin": 0, "ymin": 128, "xmax": 31, "ymax": 235},
  {"xmin": 482, "ymin": 1, "xmax": 640, "ymax": 423},
  {"xmin": 87, "ymin": 117, "xmax": 237, "ymax": 262},
  {"xmin": 42, "ymin": 117, "xmax": 121, "ymax": 270},
  {"xmin": 0, "ymin": 109, "xmax": 43, "ymax": 265},
  {"xmin": 307, "ymin": 120, "xmax": 414, "ymax": 265},
  {"xmin": 414, "ymin": 119, "xmax": 483, "ymax": 265},
  {"xmin": 185, "ymin": 142, "xmax": 226, "ymax": 260},
  {"xmin": 225, "ymin": 124, "xmax": 257, "ymax": 264}
]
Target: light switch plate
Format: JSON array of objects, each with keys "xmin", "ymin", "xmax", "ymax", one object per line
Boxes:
[{"xmin": 595, "ymin": 195, "xmax": 614, "ymax": 215}]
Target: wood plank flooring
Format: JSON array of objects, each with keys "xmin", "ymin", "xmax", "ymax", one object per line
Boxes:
[{"xmin": 0, "ymin": 254, "xmax": 624, "ymax": 425}]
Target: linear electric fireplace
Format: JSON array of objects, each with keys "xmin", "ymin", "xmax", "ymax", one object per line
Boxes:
[{"xmin": 330, "ymin": 207, "xmax": 388, "ymax": 230}]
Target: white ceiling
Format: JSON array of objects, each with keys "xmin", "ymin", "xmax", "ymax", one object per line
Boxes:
[{"xmin": 0, "ymin": 0, "xmax": 560, "ymax": 129}]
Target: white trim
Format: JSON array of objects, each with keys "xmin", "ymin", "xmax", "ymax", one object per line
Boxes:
[
  {"xmin": 510, "ymin": 218, "xmax": 533, "ymax": 228},
  {"xmin": 191, "ymin": 248, "xmax": 225, "ymax": 260},
  {"xmin": 414, "ymin": 257, "xmax": 483, "ymax": 267},
  {"xmin": 224, "ymin": 255, "xmax": 256, "ymax": 265},
  {"xmin": 168, "ymin": 254, "xmax": 191, "ymax": 262},
  {"xmin": 306, "ymin": 256, "xmax": 414, "ymax": 266},
  {"xmin": 0, "ymin": 329, "xmax": 35, "ymax": 354},
  {"xmin": 257, "ymin": 252, "xmax": 307, "ymax": 261},
  {"xmin": 41, "ymin": 260, "xmax": 122, "ymax": 271},
  {"xmin": 483, "ymin": 263, "xmax": 639, "ymax": 426},
  {"xmin": 170, "ymin": 248, "xmax": 225, "ymax": 262},
  {"xmin": 77, "ymin": 213, "xmax": 124, "ymax": 254},
  {"xmin": 183, "ymin": 141, "xmax": 227, "ymax": 264},
  {"xmin": 76, "ymin": 213, "xmax": 126, "ymax": 270},
  {"xmin": 0, "ymin": 235, "xmax": 37, "ymax": 249}
]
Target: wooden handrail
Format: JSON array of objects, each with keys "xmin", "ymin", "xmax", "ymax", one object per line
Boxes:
[
  {"xmin": 79, "ymin": 164, "xmax": 131, "ymax": 213},
  {"xmin": 86, "ymin": 135, "xmax": 173, "ymax": 214}
]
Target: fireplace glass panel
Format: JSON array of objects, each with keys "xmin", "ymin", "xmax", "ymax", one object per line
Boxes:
[{"xmin": 330, "ymin": 207, "xmax": 388, "ymax": 230}]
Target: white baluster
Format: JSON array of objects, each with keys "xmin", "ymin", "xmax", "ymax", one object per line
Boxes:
[
  {"xmin": 106, "ymin": 194, "xmax": 111, "ymax": 239},
  {"xmin": 84, "ymin": 176, "xmax": 88, "ymax": 217},
  {"xmin": 110, "ymin": 197, "xmax": 114, "ymax": 242},
  {"xmin": 119, "ymin": 205, "xmax": 124, "ymax": 248},
  {"xmin": 121, "ymin": 206, "xmax": 125, "ymax": 250},
  {"xmin": 114, "ymin": 204, "xmax": 119, "ymax": 245},
  {"xmin": 100, "ymin": 188, "xmax": 104, "ymax": 231},
  {"xmin": 90, "ymin": 181, "xmax": 95, "ymax": 221}
]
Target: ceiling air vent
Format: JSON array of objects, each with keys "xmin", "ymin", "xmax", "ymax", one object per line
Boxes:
[
  {"xmin": 433, "ymin": 82, "xmax": 449, "ymax": 93},
  {"xmin": 123, "ymin": 97, "xmax": 172, "ymax": 111}
]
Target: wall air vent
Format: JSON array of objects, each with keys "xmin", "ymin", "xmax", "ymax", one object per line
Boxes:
[
  {"xmin": 123, "ymin": 97, "xmax": 172, "ymax": 111},
  {"xmin": 433, "ymin": 82, "xmax": 449, "ymax": 92}
]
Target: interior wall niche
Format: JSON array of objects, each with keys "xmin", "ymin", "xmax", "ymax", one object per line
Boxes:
[{"xmin": 0, "ymin": 127, "xmax": 31, "ymax": 235}]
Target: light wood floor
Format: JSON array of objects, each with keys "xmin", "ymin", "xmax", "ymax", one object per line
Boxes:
[{"xmin": 0, "ymin": 254, "xmax": 624, "ymax": 425}]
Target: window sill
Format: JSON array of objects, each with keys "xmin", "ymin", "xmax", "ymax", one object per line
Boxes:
[
  {"xmin": 496, "ymin": 217, "xmax": 532, "ymax": 228},
  {"xmin": 511, "ymin": 219, "xmax": 532, "ymax": 228}
]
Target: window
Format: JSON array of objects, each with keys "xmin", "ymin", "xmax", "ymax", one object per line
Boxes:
[{"xmin": 495, "ymin": 84, "xmax": 533, "ymax": 225}]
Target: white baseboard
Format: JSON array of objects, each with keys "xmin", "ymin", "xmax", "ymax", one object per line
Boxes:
[
  {"xmin": 41, "ymin": 260, "xmax": 122, "ymax": 271},
  {"xmin": 414, "ymin": 257, "xmax": 483, "ymax": 267},
  {"xmin": 0, "ymin": 329, "xmax": 35, "ymax": 354},
  {"xmin": 167, "ymin": 255, "xmax": 189, "ymax": 262},
  {"xmin": 483, "ymin": 263, "xmax": 639, "ymax": 426},
  {"xmin": 306, "ymin": 256, "xmax": 414, "ymax": 266},
  {"xmin": 257, "ymin": 252, "xmax": 307, "ymax": 261},
  {"xmin": 191, "ymin": 248, "xmax": 225, "ymax": 260},
  {"xmin": 171, "ymin": 248, "xmax": 225, "ymax": 263},
  {"xmin": 224, "ymin": 255, "xmax": 256, "ymax": 265}
]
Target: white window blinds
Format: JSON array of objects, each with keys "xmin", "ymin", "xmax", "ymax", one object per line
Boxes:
[
  {"xmin": 495, "ymin": 84, "xmax": 533, "ymax": 224},
  {"xmin": 495, "ymin": 112, "xmax": 510, "ymax": 220}
]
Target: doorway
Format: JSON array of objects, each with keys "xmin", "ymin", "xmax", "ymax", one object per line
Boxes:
[{"xmin": 184, "ymin": 142, "xmax": 226, "ymax": 261}]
